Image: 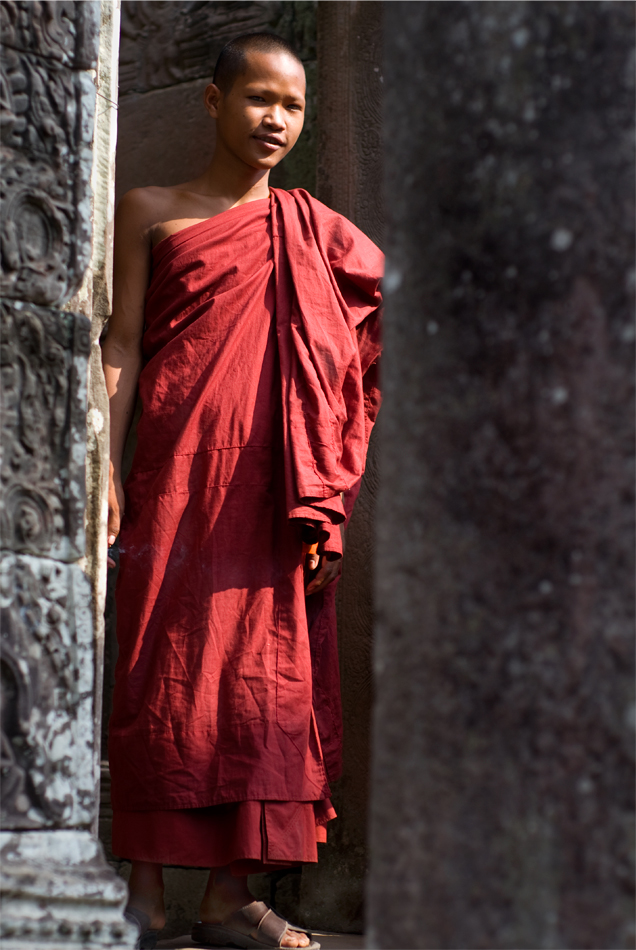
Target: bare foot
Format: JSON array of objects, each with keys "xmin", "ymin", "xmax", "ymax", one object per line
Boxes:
[
  {"xmin": 199, "ymin": 867, "xmax": 310, "ymax": 948},
  {"xmin": 127, "ymin": 860, "xmax": 166, "ymax": 932},
  {"xmin": 281, "ymin": 927, "xmax": 311, "ymax": 948}
]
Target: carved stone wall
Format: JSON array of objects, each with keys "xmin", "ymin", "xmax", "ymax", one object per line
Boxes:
[
  {"xmin": 0, "ymin": 2, "xmax": 134, "ymax": 947},
  {"xmin": 1, "ymin": 302, "xmax": 90, "ymax": 562},
  {"xmin": 0, "ymin": 553, "xmax": 94, "ymax": 830},
  {"xmin": 0, "ymin": 1, "xmax": 99, "ymax": 306},
  {"xmin": 369, "ymin": 3, "xmax": 635, "ymax": 948}
]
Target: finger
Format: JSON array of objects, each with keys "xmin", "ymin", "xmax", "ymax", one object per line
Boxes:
[
  {"xmin": 107, "ymin": 554, "xmax": 116, "ymax": 569},
  {"xmin": 308, "ymin": 559, "xmax": 342, "ymax": 594},
  {"xmin": 305, "ymin": 574, "xmax": 323, "ymax": 595},
  {"xmin": 107, "ymin": 510, "xmax": 120, "ymax": 547},
  {"xmin": 107, "ymin": 513, "xmax": 119, "ymax": 558},
  {"xmin": 306, "ymin": 563, "xmax": 332, "ymax": 595}
]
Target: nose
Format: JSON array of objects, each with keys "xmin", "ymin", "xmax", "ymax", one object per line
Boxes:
[{"xmin": 263, "ymin": 104, "xmax": 285, "ymax": 130}]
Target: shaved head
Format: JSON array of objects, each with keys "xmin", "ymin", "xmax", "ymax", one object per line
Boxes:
[{"xmin": 213, "ymin": 33, "xmax": 304, "ymax": 93}]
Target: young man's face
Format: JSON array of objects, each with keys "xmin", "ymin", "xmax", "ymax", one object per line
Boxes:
[{"xmin": 206, "ymin": 51, "xmax": 306, "ymax": 171}]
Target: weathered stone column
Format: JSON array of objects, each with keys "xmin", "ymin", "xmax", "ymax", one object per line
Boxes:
[
  {"xmin": 66, "ymin": 0, "xmax": 121, "ymax": 838},
  {"xmin": 296, "ymin": 0, "xmax": 384, "ymax": 933},
  {"xmin": 0, "ymin": 2, "xmax": 134, "ymax": 947},
  {"xmin": 369, "ymin": 3, "xmax": 634, "ymax": 949}
]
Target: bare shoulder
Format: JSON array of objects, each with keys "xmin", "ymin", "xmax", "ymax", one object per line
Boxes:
[
  {"xmin": 116, "ymin": 181, "xmax": 217, "ymax": 247},
  {"xmin": 116, "ymin": 185, "xmax": 177, "ymax": 238}
]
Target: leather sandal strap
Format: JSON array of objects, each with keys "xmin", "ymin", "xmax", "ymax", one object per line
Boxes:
[
  {"xmin": 256, "ymin": 907, "xmax": 288, "ymax": 946},
  {"xmin": 263, "ymin": 900, "xmax": 311, "ymax": 936},
  {"xmin": 224, "ymin": 901, "xmax": 287, "ymax": 948}
]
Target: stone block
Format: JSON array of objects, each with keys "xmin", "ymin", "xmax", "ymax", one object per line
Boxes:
[
  {"xmin": 115, "ymin": 79, "xmax": 215, "ymax": 201},
  {"xmin": 0, "ymin": 829, "xmax": 135, "ymax": 949},
  {"xmin": 0, "ymin": 555, "xmax": 96, "ymax": 830},
  {"xmin": 0, "ymin": 300, "xmax": 90, "ymax": 561}
]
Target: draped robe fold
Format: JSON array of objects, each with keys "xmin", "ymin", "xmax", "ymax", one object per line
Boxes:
[{"xmin": 109, "ymin": 189, "xmax": 382, "ymax": 867}]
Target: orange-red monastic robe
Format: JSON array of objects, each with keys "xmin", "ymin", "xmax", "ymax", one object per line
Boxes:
[{"xmin": 109, "ymin": 189, "xmax": 382, "ymax": 869}]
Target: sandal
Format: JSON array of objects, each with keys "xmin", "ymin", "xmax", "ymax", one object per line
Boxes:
[
  {"xmin": 124, "ymin": 906, "xmax": 160, "ymax": 950},
  {"xmin": 263, "ymin": 901, "xmax": 313, "ymax": 940},
  {"xmin": 191, "ymin": 900, "xmax": 321, "ymax": 949}
]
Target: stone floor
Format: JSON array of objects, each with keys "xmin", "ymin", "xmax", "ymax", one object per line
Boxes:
[{"xmin": 158, "ymin": 933, "xmax": 364, "ymax": 949}]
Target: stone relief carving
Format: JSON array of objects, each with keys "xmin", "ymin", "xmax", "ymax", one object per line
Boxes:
[
  {"xmin": 0, "ymin": 0, "xmax": 96, "ymax": 838},
  {"xmin": 0, "ymin": 1, "xmax": 99, "ymax": 70},
  {"xmin": 118, "ymin": 1, "xmax": 314, "ymax": 95},
  {"xmin": 0, "ymin": 555, "xmax": 95, "ymax": 830},
  {"xmin": 1, "ymin": 15, "xmax": 97, "ymax": 306},
  {"xmin": 1, "ymin": 156, "xmax": 72, "ymax": 306},
  {"xmin": 1, "ymin": 300, "xmax": 90, "ymax": 561}
]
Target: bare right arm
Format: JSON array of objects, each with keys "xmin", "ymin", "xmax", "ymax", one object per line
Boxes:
[{"xmin": 102, "ymin": 190, "xmax": 154, "ymax": 550}]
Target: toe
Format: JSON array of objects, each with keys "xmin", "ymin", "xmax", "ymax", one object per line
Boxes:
[{"xmin": 281, "ymin": 932, "xmax": 309, "ymax": 948}]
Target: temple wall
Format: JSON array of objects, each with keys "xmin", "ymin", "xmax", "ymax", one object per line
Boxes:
[
  {"xmin": 370, "ymin": 2, "xmax": 635, "ymax": 948},
  {"xmin": 0, "ymin": 2, "xmax": 134, "ymax": 947}
]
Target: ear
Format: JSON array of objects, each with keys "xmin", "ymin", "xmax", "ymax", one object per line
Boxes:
[{"xmin": 204, "ymin": 83, "xmax": 222, "ymax": 118}]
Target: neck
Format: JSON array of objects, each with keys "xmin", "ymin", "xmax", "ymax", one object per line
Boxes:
[{"xmin": 199, "ymin": 139, "xmax": 271, "ymax": 205}]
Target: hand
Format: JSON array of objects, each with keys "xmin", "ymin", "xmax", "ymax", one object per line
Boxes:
[
  {"xmin": 107, "ymin": 471, "xmax": 125, "ymax": 568},
  {"xmin": 305, "ymin": 552, "xmax": 342, "ymax": 596}
]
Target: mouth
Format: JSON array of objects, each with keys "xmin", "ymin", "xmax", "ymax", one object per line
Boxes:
[{"xmin": 253, "ymin": 134, "xmax": 285, "ymax": 151}]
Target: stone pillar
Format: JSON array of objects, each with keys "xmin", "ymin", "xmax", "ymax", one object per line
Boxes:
[
  {"xmin": 316, "ymin": 0, "xmax": 384, "ymax": 243},
  {"xmin": 369, "ymin": 3, "xmax": 634, "ymax": 949},
  {"xmin": 296, "ymin": 0, "xmax": 384, "ymax": 933},
  {"xmin": 66, "ymin": 0, "xmax": 121, "ymax": 838},
  {"xmin": 0, "ymin": 2, "xmax": 134, "ymax": 947}
]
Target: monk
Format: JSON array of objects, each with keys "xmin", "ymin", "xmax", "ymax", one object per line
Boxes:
[{"xmin": 103, "ymin": 32, "xmax": 382, "ymax": 950}]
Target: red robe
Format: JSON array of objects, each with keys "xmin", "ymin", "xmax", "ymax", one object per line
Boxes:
[{"xmin": 109, "ymin": 189, "xmax": 382, "ymax": 869}]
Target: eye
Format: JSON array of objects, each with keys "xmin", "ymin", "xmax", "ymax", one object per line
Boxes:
[{"xmin": 249, "ymin": 96, "xmax": 266, "ymax": 102}]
